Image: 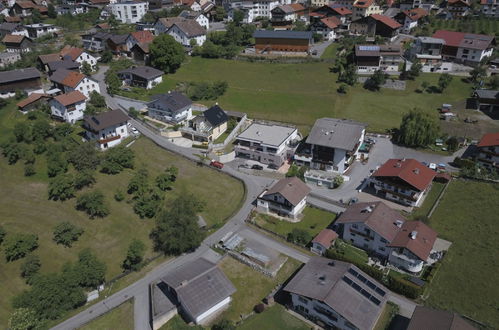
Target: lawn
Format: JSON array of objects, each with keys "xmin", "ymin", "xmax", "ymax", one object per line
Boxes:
[
  {"xmin": 218, "ymin": 256, "xmax": 303, "ymax": 323},
  {"xmin": 427, "ymin": 17, "xmax": 499, "ymax": 36},
  {"xmin": 410, "ymin": 182, "xmax": 446, "ymax": 220},
  {"xmin": 0, "ymin": 101, "xmax": 245, "ymax": 326},
  {"xmin": 238, "ymin": 304, "xmax": 309, "ymax": 330},
  {"xmin": 151, "ymin": 57, "xmax": 472, "ymax": 134},
  {"xmin": 254, "ymin": 207, "xmax": 336, "ymax": 241},
  {"xmin": 79, "ymin": 299, "xmax": 134, "ymax": 330},
  {"xmin": 424, "ymin": 180, "xmax": 499, "ymax": 328},
  {"xmin": 333, "ymin": 239, "xmax": 369, "ymax": 265},
  {"xmin": 159, "ymin": 315, "xmax": 203, "ymax": 330}
]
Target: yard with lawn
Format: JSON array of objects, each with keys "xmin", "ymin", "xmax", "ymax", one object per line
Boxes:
[
  {"xmin": 238, "ymin": 304, "xmax": 309, "ymax": 330},
  {"xmin": 410, "ymin": 182, "xmax": 446, "ymax": 220},
  {"xmin": 218, "ymin": 256, "xmax": 303, "ymax": 323},
  {"xmin": 0, "ymin": 100, "xmax": 245, "ymax": 326},
  {"xmin": 146, "ymin": 57, "xmax": 471, "ymax": 134},
  {"xmin": 253, "ymin": 206, "xmax": 336, "ymax": 241},
  {"xmin": 424, "ymin": 180, "xmax": 499, "ymax": 328},
  {"xmin": 79, "ymin": 300, "xmax": 134, "ymax": 330}
]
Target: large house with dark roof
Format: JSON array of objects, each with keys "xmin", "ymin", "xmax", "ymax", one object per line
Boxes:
[
  {"xmin": 336, "ymin": 201, "xmax": 438, "ymax": 272},
  {"xmin": 117, "ymin": 66, "xmax": 164, "ymax": 89},
  {"xmin": 354, "ymin": 44, "xmax": 402, "ymax": 74},
  {"xmin": 147, "ymin": 91, "xmax": 193, "ymax": 124},
  {"xmin": 350, "ymin": 14, "xmax": 401, "ymax": 39},
  {"xmin": 475, "ymin": 132, "xmax": 499, "ymax": 171},
  {"xmin": 49, "ymin": 90, "xmax": 87, "ymax": 124},
  {"xmin": 257, "ymin": 176, "xmax": 311, "ymax": 219},
  {"xmin": 0, "ymin": 67, "xmax": 41, "ymax": 98},
  {"xmin": 284, "ymin": 257, "xmax": 389, "ymax": 330},
  {"xmin": 253, "ymin": 30, "xmax": 313, "ymax": 54},
  {"xmin": 183, "ymin": 104, "xmax": 229, "ymax": 142},
  {"xmin": 83, "ymin": 109, "xmax": 130, "ymax": 150},
  {"xmin": 432, "ymin": 30, "xmax": 495, "ymax": 65},
  {"xmin": 295, "ymin": 118, "xmax": 366, "ymax": 174},
  {"xmin": 407, "ymin": 306, "xmax": 477, "ymax": 330},
  {"xmin": 369, "ymin": 158, "xmax": 437, "ymax": 207}
]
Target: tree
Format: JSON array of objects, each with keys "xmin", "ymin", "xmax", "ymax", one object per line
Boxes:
[
  {"xmin": 232, "ymin": 10, "xmax": 244, "ymax": 25},
  {"xmin": 31, "ymin": 9, "xmax": 41, "ymax": 23},
  {"xmin": 13, "ymin": 122, "xmax": 32, "ymax": 142},
  {"xmin": 364, "ymin": 70, "xmax": 387, "ymax": 91},
  {"xmin": 446, "ymin": 136, "xmax": 459, "ymax": 152},
  {"xmin": 421, "ymin": 80, "xmax": 429, "ymax": 92},
  {"xmin": 47, "ymin": 152, "xmax": 68, "ymax": 177},
  {"xmin": 53, "ymin": 123, "xmax": 73, "ymax": 141},
  {"xmin": 48, "ymin": 174, "xmax": 74, "ymax": 201},
  {"xmin": 100, "ymin": 50, "xmax": 113, "ymax": 63},
  {"xmin": 69, "ymin": 143, "xmax": 101, "ymax": 171},
  {"xmin": 287, "ymin": 228, "xmax": 311, "ymax": 246},
  {"xmin": 438, "ymin": 73, "xmax": 453, "ymax": 92},
  {"xmin": 81, "ymin": 61, "xmax": 92, "ymax": 76},
  {"xmin": 53, "ymin": 222, "xmax": 84, "ymax": 247},
  {"xmin": 337, "ymin": 84, "xmax": 348, "ymax": 94},
  {"xmin": 214, "ymin": 7, "xmax": 226, "ymax": 21},
  {"xmin": 8, "ymin": 308, "xmax": 39, "ymax": 330},
  {"xmin": 0, "ymin": 225, "xmax": 5, "ymax": 245},
  {"xmin": 488, "ymin": 75, "xmax": 499, "ymax": 89},
  {"xmin": 333, "ymin": 175, "xmax": 344, "ymax": 188},
  {"xmin": 101, "ymin": 146, "xmax": 134, "ymax": 174},
  {"xmin": 469, "ymin": 66, "xmax": 486, "ymax": 84},
  {"xmin": 122, "ymin": 239, "xmax": 146, "ymax": 271},
  {"xmin": 89, "ymin": 91, "xmax": 107, "ymax": 108},
  {"xmin": 151, "ymin": 194, "xmax": 205, "ymax": 255},
  {"xmin": 155, "ymin": 173, "xmax": 173, "ymax": 191},
  {"xmin": 105, "ymin": 71, "xmax": 121, "ymax": 95},
  {"xmin": 24, "ymin": 163, "xmax": 36, "ymax": 177},
  {"xmin": 133, "ymin": 188, "xmax": 163, "ymax": 218},
  {"xmin": 20, "ymin": 255, "xmax": 41, "ymax": 284},
  {"xmin": 150, "ymin": 34, "xmax": 186, "ymax": 73},
  {"xmin": 4, "ymin": 233, "xmax": 39, "ymax": 262},
  {"xmin": 1, "ymin": 141, "xmax": 23, "ymax": 164},
  {"xmin": 31, "ymin": 119, "xmax": 52, "ymax": 141},
  {"xmin": 72, "ymin": 248, "xmax": 106, "ymax": 287},
  {"xmin": 338, "ymin": 64, "xmax": 357, "ymax": 86},
  {"xmin": 408, "ymin": 61, "xmax": 422, "ymax": 80},
  {"xmin": 397, "ymin": 109, "xmax": 440, "ymax": 147},
  {"xmin": 76, "ymin": 190, "xmax": 109, "ymax": 218},
  {"xmin": 128, "ymin": 168, "xmax": 149, "ymax": 194},
  {"xmin": 74, "ymin": 170, "xmax": 96, "ymax": 190},
  {"xmin": 212, "ymin": 319, "xmax": 236, "ymax": 330},
  {"xmin": 47, "ymin": 4, "xmax": 57, "ymax": 18}
]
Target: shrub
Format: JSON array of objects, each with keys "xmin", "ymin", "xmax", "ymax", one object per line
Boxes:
[
  {"xmin": 254, "ymin": 303, "xmax": 265, "ymax": 313},
  {"xmin": 20, "ymin": 255, "xmax": 41, "ymax": 284},
  {"xmin": 122, "ymin": 239, "xmax": 146, "ymax": 271},
  {"xmin": 0, "ymin": 225, "xmax": 6, "ymax": 245},
  {"xmin": 387, "ymin": 276, "xmax": 422, "ymax": 299},
  {"xmin": 101, "ymin": 146, "xmax": 134, "ymax": 174},
  {"xmin": 74, "ymin": 170, "xmax": 96, "ymax": 190},
  {"xmin": 287, "ymin": 228, "xmax": 312, "ymax": 246},
  {"xmin": 4, "ymin": 233, "xmax": 39, "ymax": 262},
  {"xmin": 24, "ymin": 164, "xmax": 36, "ymax": 177},
  {"xmin": 76, "ymin": 190, "xmax": 109, "ymax": 218},
  {"xmin": 337, "ymin": 84, "xmax": 348, "ymax": 94},
  {"xmin": 53, "ymin": 222, "xmax": 84, "ymax": 247},
  {"xmin": 114, "ymin": 189, "xmax": 125, "ymax": 201},
  {"xmin": 48, "ymin": 174, "xmax": 74, "ymax": 201}
]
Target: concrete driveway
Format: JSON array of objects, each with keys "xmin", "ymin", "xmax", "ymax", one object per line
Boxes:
[{"xmin": 310, "ymin": 40, "xmax": 334, "ymax": 58}]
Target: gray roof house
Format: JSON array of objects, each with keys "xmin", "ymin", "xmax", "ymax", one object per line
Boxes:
[
  {"xmin": 295, "ymin": 118, "xmax": 367, "ymax": 174},
  {"xmin": 407, "ymin": 306, "xmax": 476, "ymax": 330},
  {"xmin": 472, "ymin": 89, "xmax": 499, "ymax": 107},
  {"xmin": 184, "ymin": 104, "xmax": 229, "ymax": 142},
  {"xmin": 147, "ymin": 91, "xmax": 193, "ymax": 124},
  {"xmin": 117, "ymin": 66, "xmax": 164, "ymax": 89},
  {"xmin": 284, "ymin": 256, "xmax": 389, "ymax": 330},
  {"xmin": 152, "ymin": 258, "xmax": 236, "ymax": 327},
  {"xmin": 0, "ymin": 67, "xmax": 42, "ymax": 96}
]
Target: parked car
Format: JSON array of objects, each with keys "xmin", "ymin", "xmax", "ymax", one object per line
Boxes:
[
  {"xmin": 210, "ymin": 160, "xmax": 224, "ymax": 169},
  {"xmin": 428, "ymin": 163, "xmax": 437, "ymax": 171},
  {"xmin": 251, "ymin": 164, "xmax": 263, "ymax": 170},
  {"xmin": 130, "ymin": 127, "xmax": 139, "ymax": 134},
  {"xmin": 267, "ymin": 164, "xmax": 279, "ymax": 170}
]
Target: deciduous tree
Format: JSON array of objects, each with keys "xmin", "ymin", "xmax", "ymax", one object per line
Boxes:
[
  {"xmin": 48, "ymin": 174, "xmax": 74, "ymax": 201},
  {"xmin": 20, "ymin": 255, "xmax": 41, "ymax": 284},
  {"xmin": 4, "ymin": 233, "xmax": 39, "ymax": 262},
  {"xmin": 122, "ymin": 239, "xmax": 146, "ymax": 271},
  {"xmin": 76, "ymin": 190, "xmax": 109, "ymax": 218},
  {"xmin": 53, "ymin": 222, "xmax": 84, "ymax": 247},
  {"xmin": 397, "ymin": 109, "xmax": 439, "ymax": 147},
  {"xmin": 150, "ymin": 34, "xmax": 185, "ymax": 73}
]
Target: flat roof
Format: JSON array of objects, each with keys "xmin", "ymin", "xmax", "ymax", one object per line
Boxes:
[
  {"xmin": 236, "ymin": 122, "xmax": 297, "ymax": 148},
  {"xmin": 306, "ymin": 118, "xmax": 366, "ymax": 151}
]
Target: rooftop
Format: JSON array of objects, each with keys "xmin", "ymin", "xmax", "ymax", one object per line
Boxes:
[
  {"xmin": 306, "ymin": 118, "xmax": 367, "ymax": 151},
  {"xmin": 388, "ymin": 221, "xmax": 437, "ymax": 261},
  {"xmin": 477, "ymin": 132, "xmax": 499, "ymax": 148},
  {"xmin": 236, "ymin": 122, "xmax": 297, "ymax": 148},
  {"xmin": 84, "ymin": 109, "xmax": 129, "ymax": 132},
  {"xmin": 407, "ymin": 306, "xmax": 477, "ymax": 330},
  {"xmin": 262, "ymin": 176, "xmax": 311, "ymax": 206},
  {"xmin": 253, "ymin": 30, "xmax": 313, "ymax": 40},
  {"xmin": 149, "ymin": 91, "xmax": 192, "ymax": 114},
  {"xmin": 370, "ymin": 14, "xmax": 402, "ymax": 29},
  {"xmin": 312, "ymin": 229, "xmax": 338, "ymax": 247},
  {"xmin": 433, "ymin": 30, "xmax": 495, "ymax": 50},
  {"xmin": 372, "ymin": 158, "xmax": 436, "ymax": 192},
  {"xmin": 53, "ymin": 90, "xmax": 86, "ymax": 107},
  {"xmin": 203, "ymin": 104, "xmax": 228, "ymax": 127},
  {"xmin": 0, "ymin": 67, "xmax": 40, "ymax": 84},
  {"xmin": 118, "ymin": 66, "xmax": 164, "ymax": 80},
  {"xmin": 49, "ymin": 69, "xmax": 86, "ymax": 88}
]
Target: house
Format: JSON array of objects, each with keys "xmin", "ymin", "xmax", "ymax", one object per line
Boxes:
[
  {"xmin": 46, "ymin": 58, "xmax": 80, "ymax": 73},
  {"xmin": 234, "ymin": 122, "xmax": 299, "ymax": 166},
  {"xmin": 179, "ymin": 10, "xmax": 210, "ymax": 29},
  {"xmin": 354, "ymin": 44, "xmax": 402, "ymax": 74},
  {"xmin": 256, "ymin": 176, "xmax": 311, "ymax": 219},
  {"xmin": 395, "ymin": 8, "xmax": 427, "ymax": 34},
  {"xmin": 284, "ymin": 257, "xmax": 389, "ymax": 330},
  {"xmin": 411, "ymin": 0, "xmax": 438, "ymax": 11},
  {"xmin": 271, "ymin": 3, "xmax": 307, "ymax": 26},
  {"xmin": 0, "ymin": 51, "xmax": 21, "ymax": 68},
  {"xmin": 370, "ymin": 158, "xmax": 437, "ymax": 207},
  {"xmin": 480, "ymin": 0, "xmax": 499, "ymax": 17},
  {"xmin": 166, "ymin": 19, "xmax": 206, "ymax": 47},
  {"xmin": 295, "ymin": 118, "xmax": 366, "ymax": 174},
  {"xmin": 152, "ymin": 258, "xmax": 236, "ymax": 327},
  {"xmin": 472, "ymin": 89, "xmax": 499, "ymax": 110},
  {"xmin": 0, "ymin": 22, "xmax": 27, "ymax": 38},
  {"xmin": 310, "ymin": 5, "xmax": 352, "ymax": 25},
  {"xmin": 432, "ymin": 30, "xmax": 495, "ymax": 65},
  {"xmin": 147, "ymin": 91, "xmax": 193, "ymax": 124},
  {"xmin": 407, "ymin": 306, "xmax": 477, "ymax": 330},
  {"xmin": 16, "ymin": 92, "xmax": 51, "ymax": 112},
  {"xmin": 409, "ymin": 36, "xmax": 448, "ymax": 72},
  {"xmin": 183, "ymin": 104, "xmax": 229, "ymax": 142},
  {"xmin": 352, "ymin": 0, "xmax": 383, "ymax": 20},
  {"xmin": 253, "ymin": 30, "xmax": 313, "ymax": 54},
  {"xmin": 109, "ymin": 0, "xmax": 148, "ymax": 23},
  {"xmin": 82, "ymin": 31, "xmax": 112, "ymax": 52},
  {"xmin": 37, "ymin": 53, "xmax": 61, "ymax": 71},
  {"xmin": 350, "ymin": 14, "xmax": 401, "ymax": 39},
  {"xmin": 125, "ymin": 30, "xmax": 155, "ymax": 52},
  {"xmin": 49, "ymin": 90, "xmax": 87, "ymax": 123},
  {"xmin": 130, "ymin": 42, "xmax": 151, "ymax": 63},
  {"xmin": 49, "ymin": 69, "xmax": 101, "ymax": 97},
  {"xmin": 24, "ymin": 23, "xmax": 59, "ymax": 39},
  {"xmin": 226, "ymin": 0, "xmax": 280, "ymax": 23},
  {"xmin": 9, "ymin": 0, "xmax": 47, "ymax": 17},
  {"xmin": 117, "ymin": 66, "xmax": 164, "ymax": 89},
  {"xmin": 311, "ymin": 229, "xmax": 338, "ymax": 255},
  {"xmin": 475, "ymin": 132, "xmax": 499, "ymax": 171},
  {"xmin": 154, "ymin": 17, "xmax": 184, "ymax": 35},
  {"xmin": 59, "ymin": 45, "xmax": 98, "ymax": 70},
  {"xmin": 57, "ymin": 3, "xmax": 87, "ymax": 15},
  {"xmin": 106, "ymin": 34, "xmax": 129, "ymax": 54},
  {"xmin": 83, "ymin": 109, "xmax": 130, "ymax": 150},
  {"xmin": 312, "ymin": 16, "xmax": 342, "ymax": 41},
  {"xmin": 446, "ymin": 0, "xmax": 470, "ymax": 17},
  {"xmin": 4, "ymin": 16, "xmax": 22, "ymax": 23},
  {"xmin": 0, "ymin": 67, "xmax": 41, "ymax": 98},
  {"xmin": 2, "ymin": 34, "xmax": 32, "ymax": 53}
]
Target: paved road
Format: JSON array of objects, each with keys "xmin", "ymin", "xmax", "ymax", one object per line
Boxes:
[{"xmin": 310, "ymin": 39, "xmax": 334, "ymax": 58}]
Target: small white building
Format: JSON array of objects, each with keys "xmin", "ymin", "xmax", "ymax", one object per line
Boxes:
[
  {"xmin": 310, "ymin": 229, "xmax": 338, "ymax": 255},
  {"xmin": 227, "ymin": 0, "xmax": 280, "ymax": 23},
  {"xmin": 256, "ymin": 176, "xmax": 311, "ymax": 219},
  {"xmin": 83, "ymin": 109, "xmax": 130, "ymax": 150},
  {"xmin": 166, "ymin": 19, "xmax": 206, "ymax": 47},
  {"xmin": 147, "ymin": 91, "xmax": 193, "ymax": 124},
  {"xmin": 24, "ymin": 23, "xmax": 59, "ymax": 39},
  {"xmin": 49, "ymin": 68, "xmax": 100, "ymax": 97},
  {"xmin": 109, "ymin": 0, "xmax": 148, "ymax": 24},
  {"xmin": 50, "ymin": 90, "xmax": 87, "ymax": 124}
]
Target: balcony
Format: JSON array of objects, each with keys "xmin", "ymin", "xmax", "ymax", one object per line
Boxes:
[
  {"xmin": 98, "ymin": 134, "xmax": 121, "ymax": 144},
  {"xmin": 349, "ymin": 228, "xmax": 374, "ymax": 240}
]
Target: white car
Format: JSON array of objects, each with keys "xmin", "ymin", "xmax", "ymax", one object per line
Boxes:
[
  {"xmin": 428, "ymin": 163, "xmax": 437, "ymax": 171},
  {"xmin": 130, "ymin": 127, "xmax": 139, "ymax": 135}
]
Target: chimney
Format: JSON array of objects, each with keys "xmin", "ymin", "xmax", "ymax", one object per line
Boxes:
[
  {"xmin": 395, "ymin": 220, "xmax": 403, "ymax": 228},
  {"xmin": 413, "ymin": 168, "xmax": 420, "ymax": 174},
  {"xmin": 410, "ymin": 231, "xmax": 418, "ymax": 239}
]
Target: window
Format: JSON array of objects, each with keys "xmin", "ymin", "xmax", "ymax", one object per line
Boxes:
[
  {"xmin": 298, "ymin": 296, "xmax": 308, "ymax": 304},
  {"xmin": 352, "ymin": 224, "xmax": 358, "ymax": 229}
]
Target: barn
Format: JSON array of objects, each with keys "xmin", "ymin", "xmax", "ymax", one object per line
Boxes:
[{"xmin": 253, "ymin": 30, "xmax": 313, "ymax": 54}]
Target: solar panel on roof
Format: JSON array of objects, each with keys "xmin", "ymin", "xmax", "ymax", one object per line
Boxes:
[
  {"xmin": 343, "ymin": 276, "xmax": 353, "ymax": 285},
  {"xmin": 357, "ymin": 274, "xmax": 367, "ymax": 284},
  {"xmin": 360, "ymin": 289, "xmax": 371, "ymax": 299},
  {"xmin": 370, "ymin": 296, "xmax": 381, "ymax": 305},
  {"xmin": 375, "ymin": 287, "xmax": 386, "ymax": 297},
  {"xmin": 352, "ymin": 282, "xmax": 362, "ymax": 292},
  {"xmin": 359, "ymin": 45, "xmax": 379, "ymax": 51},
  {"xmin": 366, "ymin": 280, "xmax": 376, "ymax": 290},
  {"xmin": 348, "ymin": 268, "xmax": 358, "ymax": 276}
]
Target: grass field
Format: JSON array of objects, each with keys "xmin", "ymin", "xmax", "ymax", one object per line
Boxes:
[
  {"xmin": 147, "ymin": 57, "xmax": 472, "ymax": 134},
  {"xmin": 410, "ymin": 182, "xmax": 445, "ymax": 220},
  {"xmin": 79, "ymin": 300, "xmax": 134, "ymax": 330},
  {"xmin": 238, "ymin": 304, "xmax": 309, "ymax": 330},
  {"xmin": 427, "ymin": 18, "xmax": 499, "ymax": 36},
  {"xmin": 218, "ymin": 256, "xmax": 302, "ymax": 323},
  {"xmin": 159, "ymin": 315, "xmax": 203, "ymax": 330},
  {"xmin": 425, "ymin": 180, "xmax": 499, "ymax": 328},
  {"xmin": 254, "ymin": 207, "xmax": 336, "ymax": 241},
  {"xmin": 0, "ymin": 101, "xmax": 245, "ymax": 326}
]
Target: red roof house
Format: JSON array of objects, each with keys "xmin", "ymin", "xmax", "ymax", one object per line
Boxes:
[
  {"xmin": 388, "ymin": 221, "xmax": 437, "ymax": 262},
  {"xmin": 477, "ymin": 132, "xmax": 499, "ymax": 148},
  {"xmin": 311, "ymin": 229, "xmax": 338, "ymax": 255}
]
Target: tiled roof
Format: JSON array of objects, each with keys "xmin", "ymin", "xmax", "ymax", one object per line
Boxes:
[
  {"xmin": 388, "ymin": 221, "xmax": 437, "ymax": 261},
  {"xmin": 253, "ymin": 30, "xmax": 313, "ymax": 40},
  {"xmin": 50, "ymin": 68, "xmax": 85, "ymax": 88},
  {"xmin": 84, "ymin": 109, "xmax": 129, "ymax": 131},
  {"xmin": 2, "ymin": 34, "xmax": 26, "ymax": 44},
  {"xmin": 372, "ymin": 158, "xmax": 436, "ymax": 192},
  {"xmin": 354, "ymin": 0, "xmax": 374, "ymax": 8},
  {"xmin": 38, "ymin": 53, "xmax": 60, "ymax": 64},
  {"xmin": 0, "ymin": 67, "xmax": 40, "ymax": 84},
  {"xmin": 130, "ymin": 30, "xmax": 154, "ymax": 44},
  {"xmin": 118, "ymin": 66, "xmax": 164, "ymax": 80},
  {"xmin": 407, "ymin": 306, "xmax": 477, "ymax": 330},
  {"xmin": 171, "ymin": 19, "xmax": 206, "ymax": 37},
  {"xmin": 312, "ymin": 229, "xmax": 338, "ymax": 248},
  {"xmin": 477, "ymin": 132, "xmax": 499, "ymax": 147},
  {"xmin": 4, "ymin": 16, "xmax": 22, "ymax": 23},
  {"xmin": 433, "ymin": 30, "xmax": 494, "ymax": 49},
  {"xmin": 53, "ymin": 90, "xmax": 86, "ymax": 107},
  {"xmin": 17, "ymin": 92, "xmax": 50, "ymax": 109},
  {"xmin": 203, "ymin": 104, "xmax": 228, "ymax": 127},
  {"xmin": 59, "ymin": 45, "xmax": 84, "ymax": 61},
  {"xmin": 370, "ymin": 14, "xmax": 402, "ymax": 29},
  {"xmin": 331, "ymin": 6, "xmax": 352, "ymax": 15},
  {"xmin": 263, "ymin": 177, "xmax": 311, "ymax": 206},
  {"xmin": 403, "ymin": 8, "xmax": 428, "ymax": 21},
  {"xmin": 320, "ymin": 16, "xmax": 342, "ymax": 29}
]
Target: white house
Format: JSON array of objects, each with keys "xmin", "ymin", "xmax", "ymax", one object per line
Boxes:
[
  {"xmin": 179, "ymin": 10, "xmax": 210, "ymax": 29},
  {"xmin": 294, "ymin": 118, "xmax": 366, "ymax": 174},
  {"xmin": 310, "ymin": 229, "xmax": 338, "ymax": 255},
  {"xmin": 117, "ymin": 66, "xmax": 164, "ymax": 89},
  {"xmin": 83, "ymin": 109, "xmax": 130, "ymax": 150},
  {"xmin": 481, "ymin": 0, "xmax": 499, "ymax": 17},
  {"xmin": 50, "ymin": 90, "xmax": 87, "ymax": 124},
  {"xmin": 475, "ymin": 132, "xmax": 499, "ymax": 171},
  {"xmin": 49, "ymin": 69, "xmax": 100, "ymax": 97},
  {"xmin": 227, "ymin": 0, "xmax": 280, "ymax": 23},
  {"xmin": 182, "ymin": 104, "xmax": 229, "ymax": 142},
  {"xmin": 311, "ymin": 16, "xmax": 342, "ymax": 41},
  {"xmin": 395, "ymin": 8, "xmax": 427, "ymax": 34},
  {"xmin": 166, "ymin": 19, "xmax": 206, "ymax": 46},
  {"xmin": 354, "ymin": 44, "xmax": 402, "ymax": 74},
  {"xmin": 284, "ymin": 257, "xmax": 389, "ymax": 330},
  {"xmin": 256, "ymin": 176, "xmax": 311, "ymax": 219},
  {"xmin": 433, "ymin": 30, "xmax": 496, "ymax": 65},
  {"xmin": 59, "ymin": 45, "xmax": 99, "ymax": 70},
  {"xmin": 147, "ymin": 91, "xmax": 193, "ymax": 124},
  {"xmin": 24, "ymin": 23, "xmax": 59, "ymax": 39},
  {"xmin": 109, "ymin": 0, "xmax": 148, "ymax": 23}
]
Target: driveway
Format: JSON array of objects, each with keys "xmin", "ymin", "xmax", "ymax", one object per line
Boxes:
[{"xmin": 310, "ymin": 40, "xmax": 334, "ymax": 58}]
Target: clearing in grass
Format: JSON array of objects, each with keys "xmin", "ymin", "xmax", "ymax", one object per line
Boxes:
[
  {"xmin": 238, "ymin": 304, "xmax": 309, "ymax": 330},
  {"xmin": 79, "ymin": 299, "xmax": 134, "ymax": 330}
]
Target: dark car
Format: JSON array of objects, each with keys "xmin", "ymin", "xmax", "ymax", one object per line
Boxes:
[
  {"xmin": 267, "ymin": 164, "xmax": 279, "ymax": 170},
  {"xmin": 251, "ymin": 164, "xmax": 263, "ymax": 170}
]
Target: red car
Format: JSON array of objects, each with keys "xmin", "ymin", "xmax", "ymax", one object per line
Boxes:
[{"xmin": 210, "ymin": 160, "xmax": 224, "ymax": 169}]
